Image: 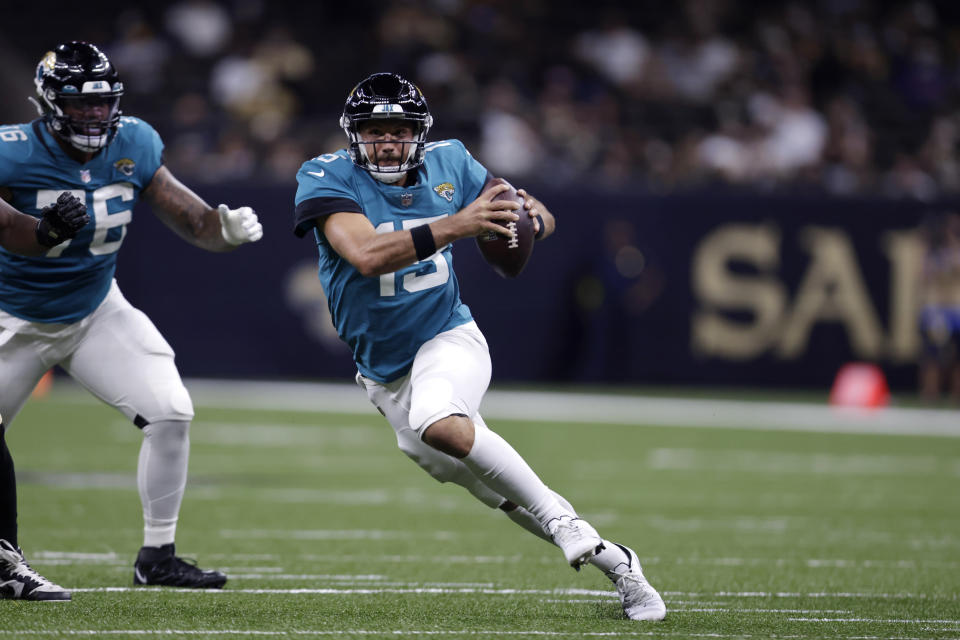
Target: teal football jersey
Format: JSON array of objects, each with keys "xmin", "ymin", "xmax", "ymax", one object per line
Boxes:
[
  {"xmin": 0, "ymin": 118, "xmax": 163, "ymax": 323},
  {"xmin": 294, "ymin": 139, "xmax": 488, "ymax": 382}
]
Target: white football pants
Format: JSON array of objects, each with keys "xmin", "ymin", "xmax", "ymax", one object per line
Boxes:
[
  {"xmin": 0, "ymin": 280, "xmax": 194, "ymax": 425},
  {"xmin": 357, "ymin": 321, "xmax": 505, "ymax": 507},
  {"xmin": 356, "ymin": 320, "xmax": 571, "ymax": 529},
  {"xmin": 0, "ymin": 279, "xmax": 194, "ymax": 546}
]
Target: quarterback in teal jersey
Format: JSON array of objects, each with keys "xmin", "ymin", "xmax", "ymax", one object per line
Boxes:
[
  {"xmin": 293, "ymin": 73, "xmax": 665, "ymax": 621},
  {"xmin": 0, "ymin": 42, "xmax": 262, "ymax": 600}
]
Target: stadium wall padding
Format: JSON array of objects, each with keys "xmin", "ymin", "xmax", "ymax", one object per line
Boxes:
[{"xmin": 116, "ymin": 184, "xmax": 939, "ymax": 390}]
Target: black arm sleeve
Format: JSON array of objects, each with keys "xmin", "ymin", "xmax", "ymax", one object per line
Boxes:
[{"xmin": 293, "ymin": 196, "xmax": 364, "ymax": 238}]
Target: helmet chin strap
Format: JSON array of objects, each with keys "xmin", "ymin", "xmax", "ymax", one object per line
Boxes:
[
  {"xmin": 67, "ymin": 132, "xmax": 109, "ymax": 152},
  {"xmin": 369, "ymin": 170, "xmax": 407, "ymax": 184}
]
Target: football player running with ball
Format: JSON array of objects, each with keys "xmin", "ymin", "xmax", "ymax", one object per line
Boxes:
[
  {"xmin": 293, "ymin": 73, "xmax": 665, "ymax": 622},
  {"xmin": 0, "ymin": 42, "xmax": 262, "ymax": 601}
]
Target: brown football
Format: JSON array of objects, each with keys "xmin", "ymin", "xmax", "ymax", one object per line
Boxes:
[{"xmin": 475, "ymin": 177, "xmax": 535, "ymax": 278}]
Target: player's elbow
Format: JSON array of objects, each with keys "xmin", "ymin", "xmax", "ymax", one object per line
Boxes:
[{"xmin": 353, "ymin": 255, "xmax": 390, "ymax": 278}]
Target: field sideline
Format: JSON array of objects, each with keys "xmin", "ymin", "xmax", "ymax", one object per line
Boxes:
[
  {"xmin": 179, "ymin": 379, "xmax": 960, "ymax": 436},
  {"xmin": 1, "ymin": 379, "xmax": 957, "ymax": 639}
]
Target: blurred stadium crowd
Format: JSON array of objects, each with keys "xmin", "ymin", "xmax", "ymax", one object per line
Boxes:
[{"xmin": 2, "ymin": 0, "xmax": 960, "ymax": 196}]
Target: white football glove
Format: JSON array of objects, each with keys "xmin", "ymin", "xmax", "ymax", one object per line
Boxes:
[{"xmin": 217, "ymin": 204, "xmax": 263, "ymax": 245}]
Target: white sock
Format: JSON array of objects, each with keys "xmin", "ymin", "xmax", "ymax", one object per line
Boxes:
[
  {"xmin": 503, "ymin": 490, "xmax": 577, "ymax": 542},
  {"xmin": 138, "ymin": 420, "xmax": 189, "ymax": 547},
  {"xmin": 463, "ymin": 427, "xmax": 571, "ymax": 527},
  {"xmin": 591, "ymin": 540, "xmax": 634, "ymax": 580},
  {"xmin": 504, "ymin": 505, "xmax": 551, "ymax": 541}
]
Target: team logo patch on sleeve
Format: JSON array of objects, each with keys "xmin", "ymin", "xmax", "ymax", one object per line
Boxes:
[
  {"xmin": 433, "ymin": 182, "xmax": 455, "ymax": 202},
  {"xmin": 114, "ymin": 158, "xmax": 136, "ymax": 176}
]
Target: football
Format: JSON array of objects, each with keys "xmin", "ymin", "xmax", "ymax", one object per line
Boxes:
[{"xmin": 475, "ymin": 177, "xmax": 535, "ymax": 278}]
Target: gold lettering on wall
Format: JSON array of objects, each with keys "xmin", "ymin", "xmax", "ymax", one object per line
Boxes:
[
  {"xmin": 691, "ymin": 224, "xmax": 787, "ymax": 359},
  {"xmin": 777, "ymin": 227, "xmax": 883, "ymax": 358},
  {"xmin": 691, "ymin": 222, "xmax": 922, "ymax": 362},
  {"xmin": 883, "ymin": 229, "xmax": 923, "ymax": 362}
]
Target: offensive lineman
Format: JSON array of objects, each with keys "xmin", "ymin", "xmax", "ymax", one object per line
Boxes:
[
  {"xmin": 292, "ymin": 72, "xmax": 666, "ymax": 621},
  {"xmin": 0, "ymin": 42, "xmax": 262, "ymax": 600}
]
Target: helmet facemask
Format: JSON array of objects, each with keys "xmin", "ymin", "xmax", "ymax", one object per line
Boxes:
[
  {"xmin": 342, "ymin": 112, "xmax": 432, "ymax": 183},
  {"xmin": 42, "ymin": 92, "xmax": 122, "ymax": 153}
]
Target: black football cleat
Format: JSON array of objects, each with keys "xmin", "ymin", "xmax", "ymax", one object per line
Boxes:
[
  {"xmin": 133, "ymin": 543, "xmax": 226, "ymax": 589},
  {"xmin": 0, "ymin": 539, "xmax": 71, "ymax": 601}
]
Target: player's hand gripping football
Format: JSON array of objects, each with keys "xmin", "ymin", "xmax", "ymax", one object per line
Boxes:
[
  {"xmin": 452, "ymin": 182, "xmax": 520, "ymax": 239},
  {"xmin": 517, "ymin": 188, "xmax": 555, "ymax": 240},
  {"xmin": 35, "ymin": 192, "xmax": 89, "ymax": 247},
  {"xmin": 217, "ymin": 204, "xmax": 264, "ymax": 245}
]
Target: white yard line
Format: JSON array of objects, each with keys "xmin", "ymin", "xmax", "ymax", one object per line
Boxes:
[
  {"xmin": 34, "ymin": 550, "xmax": 960, "ymax": 572},
  {"xmin": 670, "ymin": 608, "xmax": 853, "ymax": 613},
  {"xmin": 0, "ymin": 632, "xmax": 663, "ymax": 638},
  {"xmin": 69, "ymin": 587, "xmax": 620, "ymax": 596},
  {"xmin": 63, "ymin": 587, "xmax": 948, "ymax": 601},
  {"xmin": 0, "ymin": 630, "xmax": 950, "ymax": 639},
  {"xmin": 789, "ymin": 617, "xmax": 960, "ymax": 624}
]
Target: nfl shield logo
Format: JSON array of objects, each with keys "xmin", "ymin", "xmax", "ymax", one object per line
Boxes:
[
  {"xmin": 400, "ymin": 193, "xmax": 413, "ymax": 207},
  {"xmin": 80, "ymin": 169, "xmax": 91, "ymax": 184}
]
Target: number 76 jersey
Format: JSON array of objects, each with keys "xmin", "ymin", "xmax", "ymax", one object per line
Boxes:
[
  {"xmin": 293, "ymin": 139, "xmax": 488, "ymax": 383},
  {"xmin": 0, "ymin": 117, "xmax": 163, "ymax": 323}
]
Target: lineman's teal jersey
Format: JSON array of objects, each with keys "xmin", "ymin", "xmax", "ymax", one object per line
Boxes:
[
  {"xmin": 293, "ymin": 139, "xmax": 488, "ymax": 383},
  {"xmin": 0, "ymin": 118, "xmax": 163, "ymax": 323}
]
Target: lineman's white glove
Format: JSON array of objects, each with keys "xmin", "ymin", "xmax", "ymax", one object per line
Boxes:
[{"xmin": 217, "ymin": 204, "xmax": 263, "ymax": 245}]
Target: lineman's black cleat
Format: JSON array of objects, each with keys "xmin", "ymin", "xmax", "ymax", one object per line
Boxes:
[{"xmin": 133, "ymin": 543, "xmax": 226, "ymax": 589}]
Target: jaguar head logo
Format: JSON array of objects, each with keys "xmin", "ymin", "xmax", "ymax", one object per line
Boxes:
[
  {"xmin": 113, "ymin": 158, "xmax": 136, "ymax": 177},
  {"xmin": 433, "ymin": 182, "xmax": 455, "ymax": 202}
]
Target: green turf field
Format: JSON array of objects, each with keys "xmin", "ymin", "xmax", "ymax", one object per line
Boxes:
[{"xmin": 1, "ymin": 381, "xmax": 958, "ymax": 639}]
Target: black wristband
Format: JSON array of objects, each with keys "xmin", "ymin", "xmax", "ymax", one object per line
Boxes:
[
  {"xmin": 534, "ymin": 214, "xmax": 545, "ymax": 240},
  {"xmin": 35, "ymin": 219, "xmax": 60, "ymax": 248},
  {"xmin": 410, "ymin": 224, "xmax": 437, "ymax": 260}
]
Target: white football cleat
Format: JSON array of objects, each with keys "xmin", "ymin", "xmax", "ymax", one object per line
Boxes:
[
  {"xmin": 0, "ymin": 539, "xmax": 71, "ymax": 601},
  {"xmin": 605, "ymin": 543, "xmax": 665, "ymax": 621},
  {"xmin": 547, "ymin": 515, "xmax": 603, "ymax": 570}
]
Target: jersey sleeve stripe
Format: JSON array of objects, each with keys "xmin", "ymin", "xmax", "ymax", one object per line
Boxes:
[{"xmin": 293, "ymin": 196, "xmax": 363, "ymax": 237}]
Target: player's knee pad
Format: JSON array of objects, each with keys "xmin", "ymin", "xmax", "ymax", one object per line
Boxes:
[
  {"xmin": 408, "ymin": 328, "xmax": 489, "ymax": 432},
  {"xmin": 136, "ymin": 381, "xmax": 194, "ymax": 425},
  {"xmin": 141, "ymin": 420, "xmax": 190, "ymax": 455},
  {"xmin": 408, "ymin": 382, "xmax": 460, "ymax": 435}
]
